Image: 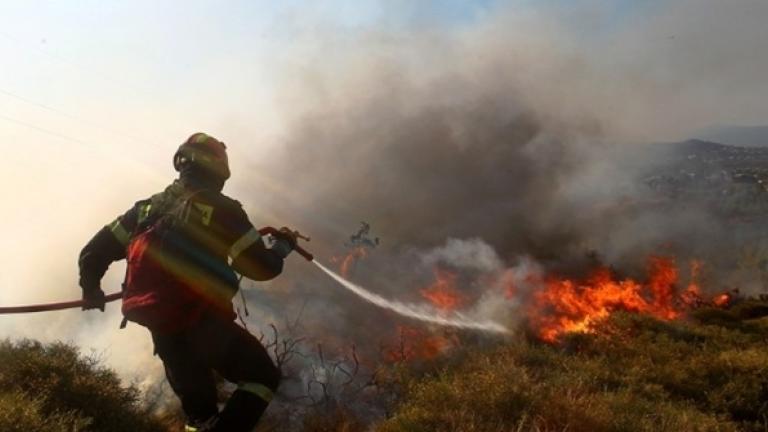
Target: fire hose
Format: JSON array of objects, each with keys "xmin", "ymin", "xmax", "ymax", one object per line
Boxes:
[
  {"xmin": 0, "ymin": 227, "xmax": 313, "ymax": 315},
  {"xmin": 0, "ymin": 226, "xmax": 508, "ymax": 333}
]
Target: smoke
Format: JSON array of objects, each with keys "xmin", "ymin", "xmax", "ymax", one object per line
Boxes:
[
  {"xmin": 244, "ymin": 0, "xmax": 765, "ymax": 262},
  {"xmin": 1, "ymin": 0, "xmax": 767, "ymax": 418},
  {"xmin": 229, "ymin": 0, "xmax": 768, "ymax": 358},
  {"xmin": 421, "ymin": 238, "xmax": 504, "ymax": 273}
]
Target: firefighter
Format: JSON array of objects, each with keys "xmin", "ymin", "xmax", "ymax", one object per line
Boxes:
[{"xmin": 78, "ymin": 133, "xmax": 295, "ymax": 431}]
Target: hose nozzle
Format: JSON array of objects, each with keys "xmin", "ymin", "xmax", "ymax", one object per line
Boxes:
[{"xmin": 258, "ymin": 226, "xmax": 314, "ymax": 261}]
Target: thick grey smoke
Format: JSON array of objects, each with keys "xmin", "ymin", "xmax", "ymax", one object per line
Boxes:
[
  {"xmin": 2, "ymin": 0, "xmax": 767, "ymax": 419},
  {"xmin": 230, "ymin": 0, "xmax": 768, "ymax": 353}
]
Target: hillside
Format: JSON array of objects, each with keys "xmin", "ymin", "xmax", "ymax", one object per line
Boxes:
[
  {"xmin": 643, "ymin": 140, "xmax": 768, "ymax": 209},
  {"xmin": 373, "ymin": 300, "xmax": 768, "ymax": 432},
  {"xmin": 4, "ymin": 139, "xmax": 768, "ymax": 432},
  {"xmin": 2, "ymin": 301, "xmax": 766, "ymax": 432},
  {"xmin": 696, "ymin": 126, "xmax": 768, "ymax": 148}
]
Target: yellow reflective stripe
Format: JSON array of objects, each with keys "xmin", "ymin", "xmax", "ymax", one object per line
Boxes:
[
  {"xmin": 109, "ymin": 219, "xmax": 130, "ymax": 247},
  {"xmin": 184, "ymin": 426, "xmax": 198, "ymax": 432},
  {"xmin": 137, "ymin": 203, "xmax": 152, "ymax": 224},
  {"xmin": 238, "ymin": 382, "xmax": 273, "ymax": 402},
  {"xmin": 229, "ymin": 228, "xmax": 261, "ymax": 262},
  {"xmin": 193, "ymin": 202, "xmax": 214, "ymax": 226}
]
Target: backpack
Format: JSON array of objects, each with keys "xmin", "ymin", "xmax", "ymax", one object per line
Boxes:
[{"xmin": 121, "ymin": 187, "xmax": 230, "ymax": 334}]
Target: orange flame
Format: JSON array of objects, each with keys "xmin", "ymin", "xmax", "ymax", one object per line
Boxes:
[
  {"xmin": 386, "ymin": 325, "xmax": 459, "ymax": 362},
  {"xmin": 712, "ymin": 293, "xmax": 731, "ymax": 307},
  {"xmin": 331, "ymin": 247, "xmax": 368, "ymax": 277},
  {"xmin": 527, "ymin": 257, "xmax": 703, "ymax": 343},
  {"xmin": 680, "ymin": 259, "xmax": 703, "ymax": 306},
  {"xmin": 420, "ymin": 268, "xmax": 465, "ymax": 312}
]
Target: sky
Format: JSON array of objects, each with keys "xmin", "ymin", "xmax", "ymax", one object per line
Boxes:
[
  {"xmin": 1, "ymin": 0, "xmax": 767, "ymax": 386},
  {"xmin": 0, "ymin": 0, "xmax": 514, "ymax": 386}
]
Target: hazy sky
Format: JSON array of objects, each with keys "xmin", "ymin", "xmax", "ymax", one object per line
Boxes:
[
  {"xmin": 1, "ymin": 0, "xmax": 766, "ymax": 384},
  {"xmin": 0, "ymin": 0, "xmax": 512, "ymax": 383}
]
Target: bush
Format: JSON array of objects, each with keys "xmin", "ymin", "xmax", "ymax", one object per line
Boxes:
[
  {"xmin": 0, "ymin": 391, "xmax": 89, "ymax": 432},
  {"xmin": 0, "ymin": 339, "xmax": 168, "ymax": 432},
  {"xmin": 376, "ymin": 304, "xmax": 768, "ymax": 432},
  {"xmin": 299, "ymin": 406, "xmax": 366, "ymax": 432}
]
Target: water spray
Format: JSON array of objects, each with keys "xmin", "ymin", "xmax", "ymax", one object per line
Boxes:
[
  {"xmin": 0, "ymin": 226, "xmax": 510, "ymax": 334},
  {"xmin": 313, "ymin": 260, "xmax": 509, "ymax": 334},
  {"xmin": 272, "ymin": 228, "xmax": 508, "ymax": 334}
]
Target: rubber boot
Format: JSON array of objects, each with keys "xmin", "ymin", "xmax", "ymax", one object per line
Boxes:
[
  {"xmin": 210, "ymin": 390, "xmax": 270, "ymax": 432},
  {"xmin": 186, "ymin": 415, "xmax": 219, "ymax": 432}
]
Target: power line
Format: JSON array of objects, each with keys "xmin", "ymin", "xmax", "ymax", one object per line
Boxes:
[
  {"xmin": 0, "ymin": 87, "xmax": 148, "ymax": 145},
  {"xmin": 0, "ymin": 112, "xmax": 94, "ymax": 147},
  {"xmin": 0, "ymin": 111, "xmax": 168, "ymax": 183},
  {"xmin": 0, "ymin": 30, "xmax": 147, "ymax": 95},
  {"xmin": 0, "ymin": 30, "xmax": 173, "ymax": 145}
]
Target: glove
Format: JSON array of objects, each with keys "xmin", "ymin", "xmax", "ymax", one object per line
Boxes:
[
  {"xmin": 81, "ymin": 280, "xmax": 106, "ymax": 312},
  {"xmin": 271, "ymin": 227, "xmax": 297, "ymax": 258}
]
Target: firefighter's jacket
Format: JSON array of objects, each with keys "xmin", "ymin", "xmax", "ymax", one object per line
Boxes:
[{"xmin": 78, "ymin": 179, "xmax": 284, "ymax": 318}]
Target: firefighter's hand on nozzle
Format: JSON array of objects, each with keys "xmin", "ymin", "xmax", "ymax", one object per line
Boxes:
[
  {"xmin": 81, "ymin": 285, "xmax": 106, "ymax": 312},
  {"xmin": 271, "ymin": 227, "xmax": 297, "ymax": 258}
]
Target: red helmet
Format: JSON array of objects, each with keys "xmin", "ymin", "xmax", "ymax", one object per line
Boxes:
[{"xmin": 173, "ymin": 132, "xmax": 230, "ymax": 180}]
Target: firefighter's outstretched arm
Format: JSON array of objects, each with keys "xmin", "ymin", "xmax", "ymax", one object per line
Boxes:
[
  {"xmin": 78, "ymin": 205, "xmax": 139, "ymax": 310},
  {"xmin": 229, "ymin": 227, "xmax": 295, "ymax": 281}
]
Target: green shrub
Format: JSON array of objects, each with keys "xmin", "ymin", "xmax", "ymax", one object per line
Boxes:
[
  {"xmin": 0, "ymin": 339, "xmax": 168, "ymax": 432},
  {"xmin": 299, "ymin": 407, "xmax": 366, "ymax": 432},
  {"xmin": 0, "ymin": 391, "xmax": 90, "ymax": 432}
]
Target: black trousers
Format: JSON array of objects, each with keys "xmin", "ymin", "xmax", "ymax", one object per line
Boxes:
[{"xmin": 152, "ymin": 314, "xmax": 280, "ymax": 430}]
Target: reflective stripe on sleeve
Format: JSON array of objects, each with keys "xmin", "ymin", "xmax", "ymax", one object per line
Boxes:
[
  {"xmin": 184, "ymin": 426, "xmax": 198, "ymax": 432},
  {"xmin": 237, "ymin": 381, "xmax": 273, "ymax": 402},
  {"xmin": 137, "ymin": 203, "xmax": 152, "ymax": 224},
  {"xmin": 228, "ymin": 228, "xmax": 261, "ymax": 263},
  {"xmin": 108, "ymin": 219, "xmax": 130, "ymax": 247}
]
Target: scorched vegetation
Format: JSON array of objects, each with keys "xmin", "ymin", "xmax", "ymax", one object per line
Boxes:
[{"xmin": 372, "ymin": 300, "xmax": 768, "ymax": 432}]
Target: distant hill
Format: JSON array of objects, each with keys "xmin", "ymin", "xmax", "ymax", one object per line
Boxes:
[
  {"xmin": 694, "ymin": 125, "xmax": 768, "ymax": 147},
  {"xmin": 639, "ymin": 139, "xmax": 768, "ymax": 217}
]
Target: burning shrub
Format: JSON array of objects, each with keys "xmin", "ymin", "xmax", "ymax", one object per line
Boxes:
[
  {"xmin": 376, "ymin": 304, "xmax": 768, "ymax": 432},
  {"xmin": 525, "ymin": 256, "xmax": 703, "ymax": 343},
  {"xmin": 0, "ymin": 339, "xmax": 169, "ymax": 432}
]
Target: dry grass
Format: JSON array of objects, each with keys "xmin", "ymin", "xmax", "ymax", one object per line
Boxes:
[
  {"xmin": 2, "ymin": 301, "xmax": 767, "ymax": 431},
  {"xmin": 375, "ymin": 301, "xmax": 768, "ymax": 432},
  {"xmin": 0, "ymin": 339, "xmax": 169, "ymax": 432}
]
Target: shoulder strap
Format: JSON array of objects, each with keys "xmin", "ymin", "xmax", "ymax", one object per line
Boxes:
[{"xmin": 131, "ymin": 187, "xmax": 205, "ymax": 237}]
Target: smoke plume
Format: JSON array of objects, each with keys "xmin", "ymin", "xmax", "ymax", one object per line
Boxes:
[
  {"xmin": 2, "ymin": 0, "xmax": 767, "ymax": 417},
  {"xmin": 230, "ymin": 0, "xmax": 768, "ymax": 354}
]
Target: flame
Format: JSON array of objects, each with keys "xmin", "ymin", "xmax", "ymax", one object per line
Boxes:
[
  {"xmin": 527, "ymin": 257, "xmax": 703, "ymax": 343},
  {"xmin": 680, "ymin": 259, "xmax": 703, "ymax": 306},
  {"xmin": 420, "ymin": 268, "xmax": 465, "ymax": 312},
  {"xmin": 386, "ymin": 325, "xmax": 459, "ymax": 362},
  {"xmin": 712, "ymin": 293, "xmax": 731, "ymax": 307},
  {"xmin": 505, "ymin": 282, "xmax": 516, "ymax": 299},
  {"xmin": 329, "ymin": 243, "xmax": 722, "ymax": 347},
  {"xmin": 331, "ymin": 246, "xmax": 368, "ymax": 277}
]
